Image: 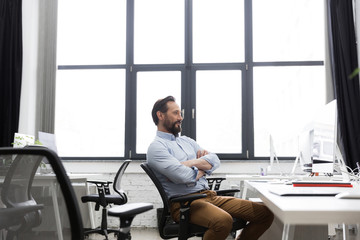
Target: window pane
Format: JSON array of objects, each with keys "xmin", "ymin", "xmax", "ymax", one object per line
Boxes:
[
  {"xmin": 196, "ymin": 70, "xmax": 242, "ymax": 153},
  {"xmin": 136, "ymin": 71, "xmax": 181, "ymax": 153},
  {"xmin": 134, "ymin": 0, "xmax": 184, "ymax": 64},
  {"xmin": 57, "ymin": 0, "xmax": 126, "ymax": 65},
  {"xmin": 55, "ymin": 69, "xmax": 125, "ymax": 157},
  {"xmin": 193, "ymin": 0, "xmax": 244, "ymax": 63},
  {"xmin": 253, "ymin": 66, "xmax": 326, "ymax": 157},
  {"xmin": 253, "ymin": 0, "xmax": 325, "ymax": 61}
]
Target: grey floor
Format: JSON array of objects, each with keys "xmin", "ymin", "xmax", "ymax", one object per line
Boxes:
[
  {"xmin": 87, "ymin": 228, "xmax": 163, "ymax": 240},
  {"xmin": 87, "ymin": 227, "xmax": 358, "ymax": 240},
  {"xmin": 87, "ymin": 227, "xmax": 229, "ymax": 240}
]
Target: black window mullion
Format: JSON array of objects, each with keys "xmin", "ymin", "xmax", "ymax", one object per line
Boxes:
[
  {"xmin": 182, "ymin": 0, "xmax": 194, "ymax": 139},
  {"xmin": 125, "ymin": 0, "xmax": 135, "ymax": 159},
  {"xmin": 244, "ymin": 0, "xmax": 254, "ymax": 159}
]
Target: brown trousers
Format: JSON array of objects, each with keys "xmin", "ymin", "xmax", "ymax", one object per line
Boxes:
[{"xmin": 170, "ymin": 190, "xmax": 274, "ymax": 240}]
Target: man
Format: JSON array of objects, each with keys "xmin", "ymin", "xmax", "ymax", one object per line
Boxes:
[{"xmin": 147, "ymin": 96, "xmax": 274, "ymax": 240}]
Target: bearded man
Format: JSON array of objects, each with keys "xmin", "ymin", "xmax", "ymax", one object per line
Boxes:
[{"xmin": 146, "ymin": 95, "xmax": 274, "ymax": 240}]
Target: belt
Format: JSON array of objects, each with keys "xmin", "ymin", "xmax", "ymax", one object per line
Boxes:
[
  {"xmin": 169, "ymin": 189, "xmax": 208, "ymax": 201},
  {"xmin": 189, "ymin": 189, "xmax": 207, "ymax": 195}
]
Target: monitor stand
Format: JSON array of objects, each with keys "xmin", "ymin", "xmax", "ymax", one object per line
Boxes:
[
  {"xmin": 290, "ymin": 153, "xmax": 301, "ymax": 175},
  {"xmin": 335, "ymin": 144, "xmax": 350, "ymax": 181},
  {"xmin": 268, "ymin": 135, "xmax": 285, "ymax": 175}
]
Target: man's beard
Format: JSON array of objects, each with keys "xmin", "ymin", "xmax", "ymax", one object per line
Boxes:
[{"xmin": 165, "ymin": 119, "xmax": 182, "ymax": 136}]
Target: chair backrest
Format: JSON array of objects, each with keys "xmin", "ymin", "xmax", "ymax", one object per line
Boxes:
[
  {"xmin": 140, "ymin": 163, "xmax": 170, "ymax": 210},
  {"xmin": 2, "ymin": 152, "xmax": 42, "ymax": 208},
  {"xmin": 140, "ymin": 163, "xmax": 171, "ymax": 235},
  {"xmin": 113, "ymin": 160, "xmax": 131, "ymax": 203},
  {"xmin": 1, "ymin": 151, "xmax": 43, "ymax": 232},
  {"xmin": 0, "ymin": 147, "xmax": 84, "ymax": 240}
]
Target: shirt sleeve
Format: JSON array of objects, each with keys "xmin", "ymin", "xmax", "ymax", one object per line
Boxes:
[
  {"xmin": 147, "ymin": 140, "xmax": 198, "ymax": 184},
  {"xmin": 184, "ymin": 136, "xmax": 220, "ymax": 175}
]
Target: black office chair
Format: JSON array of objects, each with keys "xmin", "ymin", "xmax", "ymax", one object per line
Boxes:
[
  {"xmin": 0, "ymin": 149, "xmax": 44, "ymax": 240},
  {"xmin": 140, "ymin": 163, "xmax": 247, "ymax": 240},
  {"xmin": 81, "ymin": 160, "xmax": 131, "ymax": 239},
  {"xmin": 0, "ymin": 147, "xmax": 84, "ymax": 240}
]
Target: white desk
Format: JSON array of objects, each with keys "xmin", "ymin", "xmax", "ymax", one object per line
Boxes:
[
  {"xmin": 245, "ymin": 180, "xmax": 360, "ymax": 240},
  {"xmin": 226, "ymin": 174, "xmax": 293, "ymax": 199},
  {"xmin": 33, "ymin": 173, "xmax": 94, "ymax": 240},
  {"xmin": 226, "ymin": 174, "xmax": 344, "ymax": 199}
]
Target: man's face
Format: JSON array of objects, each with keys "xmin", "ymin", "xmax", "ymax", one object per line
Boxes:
[{"xmin": 162, "ymin": 101, "xmax": 183, "ymax": 135}]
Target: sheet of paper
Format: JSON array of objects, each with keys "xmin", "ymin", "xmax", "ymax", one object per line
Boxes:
[{"xmin": 38, "ymin": 131, "xmax": 58, "ymax": 153}]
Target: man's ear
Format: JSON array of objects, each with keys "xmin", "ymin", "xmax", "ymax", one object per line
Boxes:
[{"xmin": 156, "ymin": 111, "xmax": 164, "ymax": 121}]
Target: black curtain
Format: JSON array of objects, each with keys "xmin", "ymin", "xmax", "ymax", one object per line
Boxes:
[
  {"xmin": 328, "ymin": 0, "xmax": 360, "ymax": 170},
  {"xmin": 0, "ymin": 0, "xmax": 23, "ymax": 147}
]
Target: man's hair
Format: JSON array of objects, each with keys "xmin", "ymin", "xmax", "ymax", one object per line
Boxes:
[{"xmin": 151, "ymin": 96, "xmax": 176, "ymax": 125}]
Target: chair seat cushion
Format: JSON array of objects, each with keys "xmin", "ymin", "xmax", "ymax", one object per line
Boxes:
[
  {"xmin": 162, "ymin": 217, "xmax": 247, "ymax": 238},
  {"xmin": 81, "ymin": 194, "xmax": 126, "ymax": 205},
  {"xmin": 163, "ymin": 221, "xmax": 207, "ymax": 238},
  {"xmin": 233, "ymin": 218, "xmax": 247, "ymax": 230},
  {"xmin": 108, "ymin": 203, "xmax": 153, "ymax": 218}
]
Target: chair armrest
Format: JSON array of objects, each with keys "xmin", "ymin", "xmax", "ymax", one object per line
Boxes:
[
  {"xmin": 216, "ymin": 189, "xmax": 240, "ymax": 196},
  {"xmin": 87, "ymin": 180, "xmax": 113, "ymax": 194},
  {"xmin": 87, "ymin": 180, "xmax": 112, "ymax": 185},
  {"xmin": 207, "ymin": 177, "xmax": 226, "ymax": 190},
  {"xmin": 170, "ymin": 194, "xmax": 207, "ymax": 204},
  {"xmin": 86, "ymin": 180, "xmax": 113, "ymax": 207},
  {"xmin": 206, "ymin": 177, "xmax": 226, "ymax": 181}
]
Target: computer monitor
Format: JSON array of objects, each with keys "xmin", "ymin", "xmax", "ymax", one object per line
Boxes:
[{"xmin": 298, "ymin": 99, "xmax": 337, "ymax": 174}]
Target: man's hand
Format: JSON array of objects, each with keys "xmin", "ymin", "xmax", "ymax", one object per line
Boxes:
[
  {"xmin": 181, "ymin": 149, "xmax": 212, "ymax": 171},
  {"xmin": 197, "ymin": 149, "xmax": 209, "ymax": 158},
  {"xmin": 196, "ymin": 170, "xmax": 206, "ymax": 181}
]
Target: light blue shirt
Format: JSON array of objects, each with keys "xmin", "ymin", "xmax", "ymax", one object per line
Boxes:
[{"xmin": 146, "ymin": 131, "xmax": 220, "ymax": 198}]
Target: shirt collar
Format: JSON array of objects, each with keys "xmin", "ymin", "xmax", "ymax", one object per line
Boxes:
[{"xmin": 157, "ymin": 130, "xmax": 179, "ymax": 141}]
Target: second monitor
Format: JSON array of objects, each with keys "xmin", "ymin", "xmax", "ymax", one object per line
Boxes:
[{"xmin": 297, "ymin": 99, "xmax": 337, "ymax": 175}]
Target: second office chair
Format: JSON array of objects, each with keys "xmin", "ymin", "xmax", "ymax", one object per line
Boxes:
[{"xmin": 81, "ymin": 160, "xmax": 131, "ymax": 239}]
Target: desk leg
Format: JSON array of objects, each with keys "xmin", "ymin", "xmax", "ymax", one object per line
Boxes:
[
  {"xmin": 343, "ymin": 223, "xmax": 349, "ymax": 240},
  {"xmin": 241, "ymin": 186, "xmax": 248, "ymax": 199},
  {"xmin": 86, "ymin": 181, "xmax": 96, "ymax": 229},
  {"xmin": 50, "ymin": 182, "xmax": 64, "ymax": 240},
  {"xmin": 282, "ymin": 224, "xmax": 294, "ymax": 240}
]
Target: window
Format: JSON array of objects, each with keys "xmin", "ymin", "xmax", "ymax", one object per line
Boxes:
[
  {"xmin": 55, "ymin": 69, "xmax": 126, "ymax": 157},
  {"xmin": 57, "ymin": 0, "xmax": 126, "ymax": 65},
  {"xmin": 253, "ymin": 66, "xmax": 325, "ymax": 157},
  {"xmin": 134, "ymin": 0, "xmax": 184, "ymax": 64},
  {"xmin": 196, "ymin": 70, "xmax": 243, "ymax": 154},
  {"xmin": 252, "ymin": 0, "xmax": 325, "ymax": 62},
  {"xmin": 56, "ymin": 0, "xmax": 326, "ymax": 160},
  {"xmin": 193, "ymin": 0, "xmax": 244, "ymax": 63},
  {"xmin": 136, "ymin": 71, "xmax": 181, "ymax": 154}
]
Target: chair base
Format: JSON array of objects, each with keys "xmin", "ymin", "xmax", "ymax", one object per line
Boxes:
[
  {"xmin": 84, "ymin": 228, "xmax": 120, "ymax": 240},
  {"xmin": 108, "ymin": 203, "xmax": 153, "ymax": 240}
]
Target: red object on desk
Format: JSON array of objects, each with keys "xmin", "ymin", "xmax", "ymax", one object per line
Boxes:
[{"xmin": 292, "ymin": 182, "xmax": 353, "ymax": 188}]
